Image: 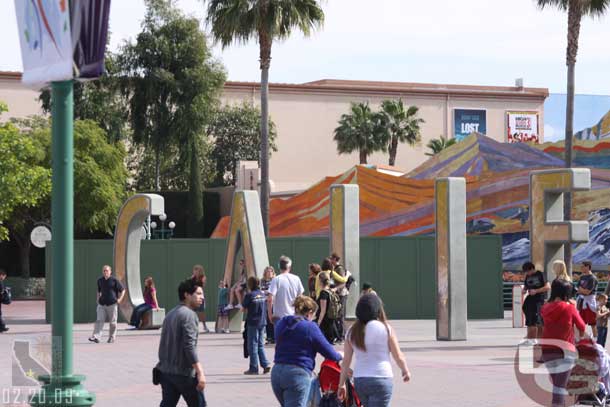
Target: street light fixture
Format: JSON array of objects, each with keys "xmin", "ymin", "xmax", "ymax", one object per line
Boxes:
[{"xmin": 151, "ymin": 214, "xmax": 175, "ymax": 239}]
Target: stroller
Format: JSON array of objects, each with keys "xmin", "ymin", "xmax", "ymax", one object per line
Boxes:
[
  {"xmin": 310, "ymin": 359, "xmax": 361, "ymax": 407},
  {"xmin": 567, "ymin": 338, "xmax": 610, "ymax": 406}
]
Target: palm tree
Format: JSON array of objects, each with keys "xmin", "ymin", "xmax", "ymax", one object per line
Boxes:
[
  {"xmin": 204, "ymin": 0, "xmax": 325, "ymax": 236},
  {"xmin": 380, "ymin": 100, "xmax": 424, "ymax": 166},
  {"xmin": 425, "ymin": 137, "xmax": 456, "ymax": 157},
  {"xmin": 333, "ymin": 102, "xmax": 388, "ymax": 164},
  {"xmin": 537, "ymin": 0, "xmax": 609, "ymax": 272}
]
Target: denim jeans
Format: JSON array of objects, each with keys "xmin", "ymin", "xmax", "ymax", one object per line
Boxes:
[
  {"xmin": 598, "ymin": 326, "xmax": 608, "ymax": 347},
  {"xmin": 159, "ymin": 372, "xmax": 206, "ymax": 407},
  {"xmin": 542, "ymin": 349, "xmax": 576, "ymax": 407},
  {"xmin": 354, "ymin": 377, "xmax": 393, "ymax": 407},
  {"xmin": 247, "ymin": 325, "xmax": 270, "ymax": 372},
  {"xmin": 271, "ymin": 363, "xmax": 313, "ymax": 407}
]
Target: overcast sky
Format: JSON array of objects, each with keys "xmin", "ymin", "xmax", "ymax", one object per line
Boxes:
[{"xmin": 2, "ymin": 0, "xmax": 609, "ymax": 95}]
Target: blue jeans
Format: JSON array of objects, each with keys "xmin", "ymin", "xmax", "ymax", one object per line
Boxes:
[
  {"xmin": 159, "ymin": 372, "xmax": 206, "ymax": 407},
  {"xmin": 271, "ymin": 364, "xmax": 313, "ymax": 407},
  {"xmin": 247, "ymin": 325, "xmax": 270, "ymax": 372},
  {"xmin": 598, "ymin": 326, "xmax": 608, "ymax": 347},
  {"xmin": 129, "ymin": 303, "xmax": 151, "ymax": 327},
  {"xmin": 354, "ymin": 377, "xmax": 393, "ymax": 407}
]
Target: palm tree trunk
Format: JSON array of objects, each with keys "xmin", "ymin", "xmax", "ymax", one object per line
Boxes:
[
  {"xmin": 389, "ymin": 137, "xmax": 398, "ymax": 166},
  {"xmin": 563, "ymin": 2, "xmax": 582, "ymax": 275},
  {"xmin": 155, "ymin": 147, "xmax": 161, "ymax": 191},
  {"xmin": 259, "ymin": 31, "xmax": 272, "ymax": 237},
  {"xmin": 359, "ymin": 150, "xmax": 367, "ymax": 164}
]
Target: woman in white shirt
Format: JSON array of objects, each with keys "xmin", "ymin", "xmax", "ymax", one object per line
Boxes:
[{"xmin": 338, "ymin": 294, "xmax": 411, "ymax": 407}]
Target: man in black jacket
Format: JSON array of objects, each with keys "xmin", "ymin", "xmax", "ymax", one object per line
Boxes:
[
  {"xmin": 0, "ymin": 269, "xmax": 8, "ymax": 333},
  {"xmin": 157, "ymin": 279, "xmax": 206, "ymax": 406}
]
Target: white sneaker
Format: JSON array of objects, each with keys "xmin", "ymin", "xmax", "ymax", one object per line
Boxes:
[
  {"xmin": 223, "ymin": 329, "xmax": 230, "ymax": 334},
  {"xmin": 519, "ymin": 339, "xmax": 535, "ymax": 346},
  {"xmin": 224, "ymin": 304, "xmax": 234, "ymax": 311},
  {"xmin": 235, "ymin": 304, "xmax": 243, "ymax": 310}
]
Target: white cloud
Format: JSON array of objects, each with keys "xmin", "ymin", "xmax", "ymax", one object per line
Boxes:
[
  {"xmin": 544, "ymin": 124, "xmax": 561, "ymax": 142},
  {"xmin": 2, "ymin": 0, "xmax": 609, "ymax": 94}
]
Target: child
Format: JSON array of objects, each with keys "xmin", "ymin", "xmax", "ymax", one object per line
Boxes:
[
  {"xmin": 191, "ymin": 264, "xmax": 210, "ymax": 333},
  {"xmin": 226, "ymin": 259, "xmax": 247, "ymax": 311},
  {"xmin": 597, "ymin": 293, "xmax": 610, "ymax": 347},
  {"xmin": 216, "ymin": 280, "xmax": 230, "ymax": 333},
  {"xmin": 242, "ymin": 276, "xmax": 270, "ymax": 375},
  {"xmin": 260, "ymin": 266, "xmax": 276, "ymax": 344}
]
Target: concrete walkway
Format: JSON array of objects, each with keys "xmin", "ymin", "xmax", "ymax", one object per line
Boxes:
[{"xmin": 0, "ymin": 301, "xmax": 552, "ymax": 406}]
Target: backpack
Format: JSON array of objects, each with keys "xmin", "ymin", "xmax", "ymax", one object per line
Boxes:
[
  {"xmin": 323, "ymin": 289, "xmax": 342, "ymax": 320},
  {"xmin": 1, "ymin": 287, "xmax": 11, "ymax": 305}
]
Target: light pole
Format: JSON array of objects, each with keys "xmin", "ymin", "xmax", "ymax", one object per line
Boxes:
[
  {"xmin": 30, "ymin": 82, "xmax": 95, "ymax": 406},
  {"xmin": 150, "ymin": 214, "xmax": 176, "ymax": 239}
]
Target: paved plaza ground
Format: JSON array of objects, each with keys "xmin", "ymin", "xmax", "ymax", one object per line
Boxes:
[{"xmin": 0, "ymin": 301, "xmax": 554, "ymax": 406}]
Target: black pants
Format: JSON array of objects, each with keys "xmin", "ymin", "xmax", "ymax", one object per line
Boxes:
[
  {"xmin": 0, "ymin": 304, "xmax": 5, "ymax": 330},
  {"xmin": 336, "ymin": 295, "xmax": 348, "ymax": 340},
  {"xmin": 320, "ymin": 318, "xmax": 338, "ymax": 344},
  {"xmin": 160, "ymin": 372, "xmax": 206, "ymax": 407},
  {"xmin": 265, "ymin": 315, "xmax": 275, "ymax": 342},
  {"xmin": 598, "ymin": 326, "xmax": 608, "ymax": 347}
]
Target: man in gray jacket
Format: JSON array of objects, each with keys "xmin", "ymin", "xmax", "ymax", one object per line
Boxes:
[{"xmin": 157, "ymin": 279, "xmax": 206, "ymax": 406}]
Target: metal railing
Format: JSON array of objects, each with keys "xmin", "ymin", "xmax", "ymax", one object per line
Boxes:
[{"xmin": 502, "ymin": 281, "xmax": 609, "ymax": 310}]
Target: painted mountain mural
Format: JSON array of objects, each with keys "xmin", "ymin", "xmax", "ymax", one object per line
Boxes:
[{"xmin": 212, "ymin": 133, "xmax": 610, "ymax": 270}]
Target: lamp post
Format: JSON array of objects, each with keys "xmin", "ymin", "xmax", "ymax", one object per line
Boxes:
[
  {"xmin": 30, "ymin": 83, "xmax": 95, "ymax": 406},
  {"xmin": 150, "ymin": 214, "xmax": 176, "ymax": 239}
]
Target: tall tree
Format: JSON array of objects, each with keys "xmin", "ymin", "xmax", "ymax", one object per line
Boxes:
[
  {"xmin": 4, "ymin": 117, "xmax": 127, "ymax": 278},
  {"xmin": 537, "ymin": 0, "xmax": 609, "ymax": 272},
  {"xmin": 40, "ymin": 53, "xmax": 128, "ymax": 143},
  {"xmin": 425, "ymin": 137, "xmax": 457, "ymax": 157},
  {"xmin": 120, "ymin": 0, "xmax": 226, "ymax": 233},
  {"xmin": 380, "ymin": 100, "xmax": 424, "ymax": 166},
  {"xmin": 209, "ymin": 103, "xmax": 278, "ymax": 186},
  {"xmin": 204, "ymin": 0, "xmax": 325, "ymax": 236},
  {"xmin": 333, "ymin": 102, "xmax": 388, "ymax": 164}
]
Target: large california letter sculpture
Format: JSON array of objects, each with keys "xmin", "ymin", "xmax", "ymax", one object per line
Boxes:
[
  {"xmin": 223, "ymin": 190, "xmax": 270, "ymax": 331},
  {"xmin": 330, "ymin": 184, "xmax": 360, "ymax": 319},
  {"xmin": 435, "ymin": 177, "xmax": 467, "ymax": 341},
  {"xmin": 530, "ymin": 169, "xmax": 590, "ymax": 280},
  {"xmin": 114, "ymin": 193, "xmax": 166, "ymax": 328}
]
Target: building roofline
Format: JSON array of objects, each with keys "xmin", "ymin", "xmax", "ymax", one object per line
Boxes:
[
  {"xmin": 0, "ymin": 70, "xmax": 549, "ymax": 99},
  {"xmin": 0, "ymin": 71, "xmax": 23, "ymax": 80},
  {"xmin": 225, "ymin": 78, "xmax": 549, "ymax": 100}
]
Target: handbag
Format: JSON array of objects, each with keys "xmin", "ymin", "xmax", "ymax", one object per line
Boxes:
[{"xmin": 152, "ymin": 367, "xmax": 161, "ymax": 385}]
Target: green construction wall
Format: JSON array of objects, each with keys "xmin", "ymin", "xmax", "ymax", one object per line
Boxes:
[{"xmin": 45, "ymin": 235, "xmax": 503, "ymax": 323}]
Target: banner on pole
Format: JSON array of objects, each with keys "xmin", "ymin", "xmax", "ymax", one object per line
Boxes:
[
  {"xmin": 70, "ymin": 0, "xmax": 112, "ymax": 79},
  {"xmin": 14, "ymin": 0, "xmax": 112, "ymax": 88},
  {"xmin": 14, "ymin": 0, "xmax": 73, "ymax": 87}
]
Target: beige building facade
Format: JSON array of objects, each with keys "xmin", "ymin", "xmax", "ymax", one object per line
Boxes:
[
  {"xmin": 0, "ymin": 72, "xmax": 548, "ymax": 192},
  {"xmin": 223, "ymin": 79, "xmax": 548, "ymax": 192}
]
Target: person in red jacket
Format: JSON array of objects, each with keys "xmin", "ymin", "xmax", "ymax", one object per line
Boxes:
[{"xmin": 541, "ymin": 279, "xmax": 587, "ymax": 407}]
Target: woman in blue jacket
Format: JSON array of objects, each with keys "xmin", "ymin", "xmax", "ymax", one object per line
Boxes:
[{"xmin": 271, "ymin": 295, "xmax": 342, "ymax": 407}]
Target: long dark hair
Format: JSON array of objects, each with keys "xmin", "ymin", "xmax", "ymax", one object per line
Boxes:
[
  {"xmin": 549, "ymin": 279, "xmax": 572, "ymax": 302},
  {"xmin": 349, "ymin": 302, "xmax": 388, "ymax": 352},
  {"xmin": 144, "ymin": 276, "xmax": 155, "ymax": 298}
]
